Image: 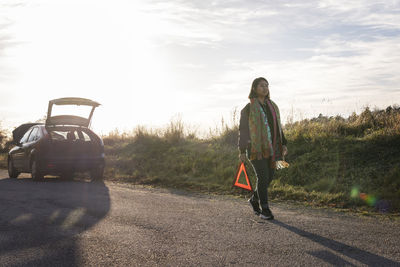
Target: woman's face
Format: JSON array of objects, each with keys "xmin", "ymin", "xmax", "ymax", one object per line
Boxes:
[{"xmin": 255, "ymin": 80, "xmax": 269, "ymax": 98}]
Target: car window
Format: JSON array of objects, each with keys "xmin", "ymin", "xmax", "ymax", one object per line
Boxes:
[
  {"xmin": 28, "ymin": 127, "xmax": 38, "ymax": 142},
  {"xmin": 81, "ymin": 131, "xmax": 91, "ymax": 142},
  {"xmin": 49, "ymin": 129, "xmax": 92, "ymax": 142},
  {"xmin": 49, "ymin": 130, "xmax": 68, "ymax": 141},
  {"xmin": 36, "ymin": 127, "xmax": 42, "ymax": 140},
  {"xmin": 20, "ymin": 128, "xmax": 33, "ymax": 144}
]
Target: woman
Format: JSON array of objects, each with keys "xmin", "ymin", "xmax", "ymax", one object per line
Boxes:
[{"xmin": 238, "ymin": 77, "xmax": 288, "ymax": 220}]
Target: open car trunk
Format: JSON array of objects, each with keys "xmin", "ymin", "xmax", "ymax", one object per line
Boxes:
[{"xmin": 45, "ymin": 97, "xmax": 101, "ymax": 128}]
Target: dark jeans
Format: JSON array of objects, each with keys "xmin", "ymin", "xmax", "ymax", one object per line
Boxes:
[{"xmin": 250, "ymin": 157, "xmax": 275, "ymax": 210}]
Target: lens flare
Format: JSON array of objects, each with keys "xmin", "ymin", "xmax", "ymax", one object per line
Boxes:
[
  {"xmin": 376, "ymin": 200, "xmax": 391, "ymax": 213},
  {"xmin": 366, "ymin": 195, "xmax": 377, "ymax": 207},
  {"xmin": 359, "ymin": 193, "xmax": 367, "ymax": 201},
  {"xmin": 350, "ymin": 187, "xmax": 359, "ymax": 198},
  {"xmin": 350, "ymin": 187, "xmax": 389, "ymax": 212}
]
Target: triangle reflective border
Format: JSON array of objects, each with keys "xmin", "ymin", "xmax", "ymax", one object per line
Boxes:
[{"xmin": 233, "ymin": 162, "xmax": 253, "ymax": 191}]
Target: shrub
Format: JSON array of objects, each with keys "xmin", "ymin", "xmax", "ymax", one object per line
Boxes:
[{"xmin": 98, "ymin": 105, "xmax": 400, "ymax": 212}]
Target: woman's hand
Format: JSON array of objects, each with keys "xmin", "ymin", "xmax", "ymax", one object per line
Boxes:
[
  {"xmin": 239, "ymin": 153, "xmax": 247, "ymax": 162},
  {"xmin": 282, "ymin": 145, "xmax": 288, "ymax": 156}
]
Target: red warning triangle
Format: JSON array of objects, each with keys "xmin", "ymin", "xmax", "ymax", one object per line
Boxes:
[{"xmin": 233, "ymin": 162, "xmax": 253, "ymax": 191}]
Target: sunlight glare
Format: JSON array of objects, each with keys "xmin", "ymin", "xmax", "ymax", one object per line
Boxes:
[{"xmin": 4, "ymin": 0, "xmax": 178, "ymax": 133}]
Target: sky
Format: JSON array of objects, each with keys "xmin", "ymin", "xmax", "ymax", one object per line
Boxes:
[{"xmin": 1, "ymin": 0, "xmax": 400, "ymax": 136}]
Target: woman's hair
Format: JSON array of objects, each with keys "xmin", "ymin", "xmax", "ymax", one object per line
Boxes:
[{"xmin": 248, "ymin": 77, "xmax": 270, "ymax": 99}]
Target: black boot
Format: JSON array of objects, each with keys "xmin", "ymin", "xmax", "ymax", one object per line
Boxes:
[
  {"xmin": 248, "ymin": 198, "xmax": 261, "ymax": 215},
  {"xmin": 260, "ymin": 204, "xmax": 274, "ymax": 220}
]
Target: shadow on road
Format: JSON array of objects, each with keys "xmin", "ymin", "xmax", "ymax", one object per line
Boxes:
[
  {"xmin": 0, "ymin": 175, "xmax": 110, "ymax": 266},
  {"xmin": 272, "ymin": 220, "xmax": 399, "ymax": 266}
]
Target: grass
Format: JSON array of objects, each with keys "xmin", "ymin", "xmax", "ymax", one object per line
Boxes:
[
  {"xmin": 278, "ymin": 107, "xmax": 400, "ymax": 212},
  {"xmin": 1, "ymin": 106, "xmax": 399, "ymax": 214},
  {"xmin": 101, "ymin": 106, "xmax": 400, "ymax": 213}
]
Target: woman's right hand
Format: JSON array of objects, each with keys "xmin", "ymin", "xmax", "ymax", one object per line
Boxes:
[{"xmin": 239, "ymin": 153, "xmax": 247, "ymax": 162}]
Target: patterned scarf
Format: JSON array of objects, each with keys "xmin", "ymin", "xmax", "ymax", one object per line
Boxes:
[{"xmin": 248, "ymin": 98, "xmax": 283, "ymax": 168}]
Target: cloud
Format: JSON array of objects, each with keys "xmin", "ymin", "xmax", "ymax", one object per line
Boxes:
[
  {"xmin": 0, "ymin": 1, "xmax": 28, "ymax": 82},
  {"xmin": 199, "ymin": 30, "xmax": 400, "ymax": 121},
  {"xmin": 134, "ymin": 0, "xmax": 400, "ymax": 124},
  {"xmin": 139, "ymin": 0, "xmax": 281, "ymax": 48},
  {"xmin": 316, "ymin": 0, "xmax": 400, "ymax": 30},
  {"xmin": 1, "ymin": 0, "xmax": 400, "ymax": 132}
]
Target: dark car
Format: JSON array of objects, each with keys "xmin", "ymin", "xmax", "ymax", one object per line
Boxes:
[{"xmin": 8, "ymin": 97, "xmax": 105, "ymax": 181}]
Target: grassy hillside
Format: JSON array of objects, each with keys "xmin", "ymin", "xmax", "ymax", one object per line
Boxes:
[
  {"xmin": 1, "ymin": 106, "xmax": 399, "ymax": 213},
  {"xmin": 103, "ymin": 106, "xmax": 400, "ymax": 213}
]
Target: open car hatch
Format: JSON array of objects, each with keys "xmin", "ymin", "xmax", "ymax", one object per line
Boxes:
[{"xmin": 46, "ymin": 97, "xmax": 101, "ymax": 128}]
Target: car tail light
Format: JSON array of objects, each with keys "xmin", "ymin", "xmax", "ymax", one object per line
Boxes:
[{"xmin": 47, "ymin": 163, "xmax": 56, "ymax": 168}]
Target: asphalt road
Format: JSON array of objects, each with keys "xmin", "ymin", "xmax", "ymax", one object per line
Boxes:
[{"xmin": 0, "ymin": 170, "xmax": 399, "ymax": 267}]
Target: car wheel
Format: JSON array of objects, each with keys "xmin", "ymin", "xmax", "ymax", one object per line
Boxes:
[
  {"xmin": 8, "ymin": 157, "xmax": 19, "ymax": 179},
  {"xmin": 31, "ymin": 159, "xmax": 44, "ymax": 181},
  {"xmin": 90, "ymin": 163, "xmax": 104, "ymax": 182}
]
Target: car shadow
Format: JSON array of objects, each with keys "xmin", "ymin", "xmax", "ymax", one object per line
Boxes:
[
  {"xmin": 271, "ymin": 220, "xmax": 399, "ymax": 266},
  {"xmin": 0, "ymin": 174, "xmax": 110, "ymax": 266}
]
